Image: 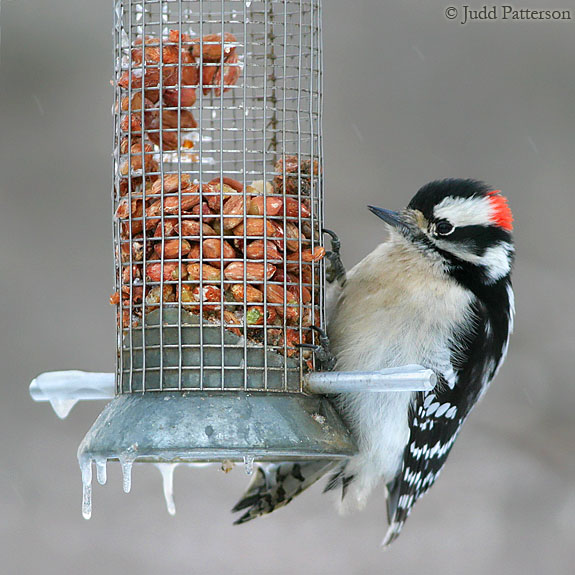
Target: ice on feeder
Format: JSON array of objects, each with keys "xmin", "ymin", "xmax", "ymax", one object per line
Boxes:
[
  {"xmin": 50, "ymin": 398, "xmax": 78, "ymax": 420},
  {"xmin": 243, "ymin": 454, "xmax": 255, "ymax": 476},
  {"xmin": 119, "ymin": 451, "xmax": 137, "ymax": 493},
  {"xmin": 96, "ymin": 458, "xmax": 108, "ymax": 485},
  {"xmin": 155, "ymin": 463, "xmax": 178, "ymax": 516},
  {"xmin": 80, "ymin": 457, "xmax": 93, "ymax": 520},
  {"xmin": 29, "ymin": 370, "xmax": 115, "ymax": 418}
]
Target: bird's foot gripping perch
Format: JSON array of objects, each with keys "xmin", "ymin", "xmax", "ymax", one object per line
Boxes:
[
  {"xmin": 323, "ymin": 228, "xmax": 346, "ymax": 285},
  {"xmin": 297, "ymin": 325, "xmax": 337, "ymax": 371}
]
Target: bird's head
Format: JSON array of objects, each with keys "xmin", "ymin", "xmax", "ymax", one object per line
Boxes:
[{"xmin": 369, "ymin": 179, "xmax": 514, "ymax": 286}]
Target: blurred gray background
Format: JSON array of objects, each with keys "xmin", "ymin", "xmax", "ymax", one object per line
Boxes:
[{"xmin": 1, "ymin": 1, "xmax": 574, "ymax": 574}]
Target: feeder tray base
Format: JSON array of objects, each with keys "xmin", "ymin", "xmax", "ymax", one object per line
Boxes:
[{"xmin": 78, "ymin": 391, "xmax": 357, "ymax": 463}]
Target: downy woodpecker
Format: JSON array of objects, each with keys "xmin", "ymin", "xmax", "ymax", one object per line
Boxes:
[{"xmin": 233, "ymin": 179, "xmax": 515, "ymax": 545}]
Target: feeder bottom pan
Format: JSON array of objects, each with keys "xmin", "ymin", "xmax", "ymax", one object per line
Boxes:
[{"xmin": 78, "ymin": 391, "xmax": 357, "ymax": 464}]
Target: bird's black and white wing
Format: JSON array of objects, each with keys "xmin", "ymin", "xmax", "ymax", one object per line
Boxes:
[
  {"xmin": 383, "ymin": 284, "xmax": 514, "ymax": 546},
  {"xmin": 383, "ymin": 377, "xmax": 467, "ymax": 546}
]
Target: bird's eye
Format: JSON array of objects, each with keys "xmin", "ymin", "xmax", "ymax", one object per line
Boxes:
[{"xmin": 435, "ymin": 221, "xmax": 454, "ymax": 236}]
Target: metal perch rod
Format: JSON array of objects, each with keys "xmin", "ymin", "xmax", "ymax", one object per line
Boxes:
[
  {"xmin": 304, "ymin": 366, "xmax": 436, "ymax": 394},
  {"xmin": 30, "ymin": 366, "xmax": 436, "ymax": 408},
  {"xmin": 29, "ymin": 371, "xmax": 115, "ymax": 403}
]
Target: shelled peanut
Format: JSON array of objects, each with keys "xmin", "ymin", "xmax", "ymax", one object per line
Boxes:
[
  {"xmin": 113, "ymin": 160, "xmax": 323, "ymax": 358},
  {"xmin": 116, "ymin": 29, "xmax": 240, "ymax": 159},
  {"xmin": 273, "ymin": 155, "xmax": 320, "ymax": 196}
]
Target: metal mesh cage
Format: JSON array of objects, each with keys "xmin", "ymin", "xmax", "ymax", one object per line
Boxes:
[{"xmin": 113, "ymin": 0, "xmax": 325, "ymax": 393}]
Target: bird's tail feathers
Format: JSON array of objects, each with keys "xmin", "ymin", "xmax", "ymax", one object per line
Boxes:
[
  {"xmin": 232, "ymin": 460, "xmax": 337, "ymax": 524},
  {"xmin": 382, "ymin": 520, "xmax": 404, "ymax": 547}
]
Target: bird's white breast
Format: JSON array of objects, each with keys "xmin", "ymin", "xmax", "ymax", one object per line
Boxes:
[{"xmin": 327, "ymin": 234, "xmax": 475, "ymax": 504}]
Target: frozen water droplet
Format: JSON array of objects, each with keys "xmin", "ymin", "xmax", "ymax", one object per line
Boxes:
[
  {"xmin": 95, "ymin": 458, "xmax": 107, "ymax": 485},
  {"xmin": 119, "ymin": 455, "xmax": 134, "ymax": 493},
  {"xmin": 245, "ymin": 108, "xmax": 250, "ymax": 117},
  {"xmin": 211, "ymin": 109, "xmax": 217, "ymax": 120},
  {"xmin": 80, "ymin": 458, "xmax": 93, "ymax": 520},
  {"xmin": 82, "ymin": 485, "xmax": 92, "ymax": 519},
  {"xmin": 243, "ymin": 455, "xmax": 255, "ymax": 475},
  {"xmin": 49, "ymin": 398, "xmax": 78, "ymax": 419},
  {"xmin": 155, "ymin": 463, "xmax": 178, "ymax": 516},
  {"xmin": 246, "ymin": 0, "xmax": 252, "ymax": 7}
]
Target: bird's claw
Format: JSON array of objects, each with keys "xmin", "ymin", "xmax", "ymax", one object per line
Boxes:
[
  {"xmin": 323, "ymin": 228, "xmax": 346, "ymax": 285},
  {"xmin": 297, "ymin": 325, "xmax": 337, "ymax": 371}
]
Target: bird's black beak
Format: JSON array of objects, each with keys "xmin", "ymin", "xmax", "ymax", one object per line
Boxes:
[{"xmin": 368, "ymin": 206, "xmax": 411, "ymax": 235}]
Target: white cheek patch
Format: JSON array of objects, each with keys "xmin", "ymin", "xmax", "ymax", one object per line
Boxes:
[
  {"xmin": 438, "ymin": 240, "xmax": 514, "ymax": 283},
  {"xmin": 433, "ymin": 196, "xmax": 492, "ymax": 228},
  {"xmin": 482, "ymin": 243, "xmax": 514, "ymax": 282}
]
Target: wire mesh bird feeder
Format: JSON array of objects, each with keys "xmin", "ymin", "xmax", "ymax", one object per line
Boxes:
[
  {"xmin": 75, "ymin": 0, "xmax": 356, "ymax": 513},
  {"xmin": 29, "ymin": 0, "xmax": 436, "ymax": 518}
]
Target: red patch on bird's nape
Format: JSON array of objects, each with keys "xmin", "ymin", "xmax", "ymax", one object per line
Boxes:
[{"xmin": 487, "ymin": 190, "xmax": 513, "ymax": 231}]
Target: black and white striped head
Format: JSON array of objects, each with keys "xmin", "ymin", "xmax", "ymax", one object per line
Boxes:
[{"xmin": 369, "ymin": 179, "xmax": 514, "ymax": 286}]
